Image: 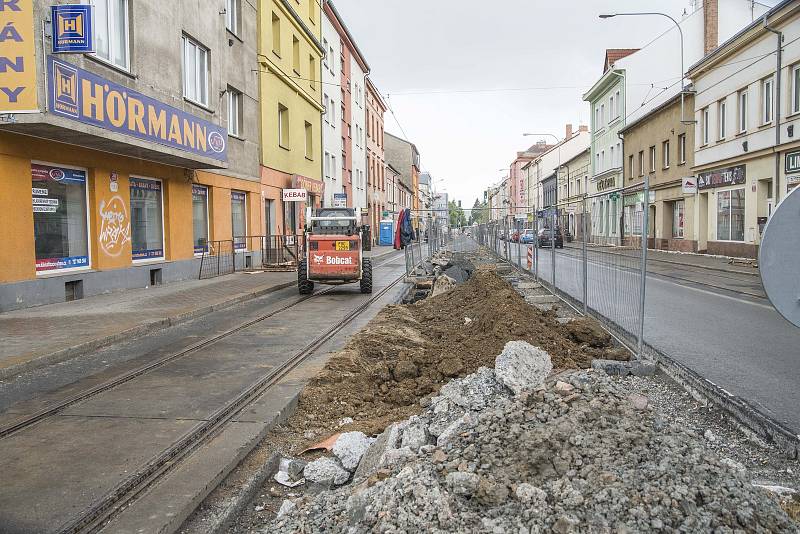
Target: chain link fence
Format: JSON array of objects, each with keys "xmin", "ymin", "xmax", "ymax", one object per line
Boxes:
[{"xmin": 468, "ymin": 186, "xmax": 651, "ymax": 358}]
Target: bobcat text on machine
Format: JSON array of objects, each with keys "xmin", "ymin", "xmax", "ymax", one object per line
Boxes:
[{"xmin": 297, "ymin": 208, "xmax": 372, "ymax": 295}]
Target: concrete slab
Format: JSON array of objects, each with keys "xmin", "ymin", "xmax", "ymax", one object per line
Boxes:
[
  {"xmin": 524, "ymin": 295, "xmax": 560, "ymax": 304},
  {"xmin": 0, "ymin": 416, "xmax": 197, "ymax": 533},
  {"xmin": 99, "ymin": 421, "xmax": 265, "ymax": 534}
]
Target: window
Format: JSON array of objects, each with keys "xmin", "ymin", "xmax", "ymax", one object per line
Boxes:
[
  {"xmin": 718, "ymin": 99, "xmax": 726, "ymax": 139},
  {"xmin": 716, "ymin": 188, "xmax": 745, "ymax": 241},
  {"xmin": 628, "ymin": 154, "xmax": 634, "ymax": 179},
  {"xmin": 649, "ymin": 146, "xmax": 656, "ymax": 172},
  {"xmin": 600, "ymin": 103, "xmax": 605, "ymax": 126},
  {"xmin": 227, "ymin": 87, "xmax": 242, "ymax": 137},
  {"xmin": 130, "ymin": 177, "xmax": 164, "ymax": 261},
  {"xmin": 638, "ymin": 151, "xmax": 644, "ymax": 176},
  {"xmin": 308, "ymin": 0, "xmax": 315, "ymax": 24},
  {"xmin": 793, "ymin": 64, "xmax": 800, "ymax": 114},
  {"xmin": 738, "ymin": 90, "xmax": 748, "ymax": 133},
  {"xmin": 610, "ymin": 145, "xmax": 614, "ymax": 169},
  {"xmin": 323, "ymin": 93, "xmax": 329, "ymax": 123},
  {"xmin": 596, "ymin": 153, "xmax": 600, "ymax": 173},
  {"xmin": 231, "ymin": 191, "xmax": 247, "ymax": 250},
  {"xmin": 702, "ymin": 107, "xmax": 710, "ymax": 145},
  {"xmin": 271, "ymin": 13, "xmax": 281, "ymax": 55},
  {"xmin": 305, "ymin": 121, "xmax": 313, "ymax": 159},
  {"xmin": 601, "ymin": 150, "xmax": 605, "ymax": 171},
  {"xmin": 609, "ymin": 95, "xmax": 615, "ymax": 120},
  {"xmin": 309, "ymin": 55, "xmax": 316, "ymax": 89},
  {"xmin": 322, "ymin": 39, "xmax": 328, "ymax": 69},
  {"xmin": 762, "ymin": 77, "xmax": 774, "ymax": 124},
  {"xmin": 672, "ymin": 200, "xmax": 684, "ymax": 238},
  {"xmin": 183, "ymin": 35, "xmax": 209, "ymax": 106},
  {"xmin": 662, "ymin": 140, "xmax": 670, "ymax": 168},
  {"xmin": 278, "ymin": 103, "xmax": 289, "ymax": 148},
  {"xmin": 92, "ymin": 0, "xmax": 129, "ymax": 70},
  {"xmin": 31, "ymin": 163, "xmax": 89, "ymax": 273},
  {"xmin": 292, "ymin": 36, "xmax": 300, "ymax": 73},
  {"xmin": 192, "ymin": 185, "xmax": 209, "ymax": 254},
  {"xmin": 615, "ymin": 89, "xmax": 621, "ymax": 117},
  {"xmin": 329, "ymin": 45, "xmax": 335, "ymax": 75},
  {"xmin": 616, "ymin": 142, "xmax": 621, "ymax": 166},
  {"xmin": 678, "ymin": 134, "xmax": 686, "ymax": 164},
  {"xmin": 225, "ymin": 0, "xmax": 240, "ymax": 36},
  {"xmin": 595, "ymin": 106, "xmax": 600, "ymax": 129}
]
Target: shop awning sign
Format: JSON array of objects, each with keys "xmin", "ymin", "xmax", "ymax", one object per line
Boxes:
[
  {"xmin": 282, "ymin": 189, "xmax": 308, "ymax": 202},
  {"xmin": 698, "ymin": 165, "xmax": 746, "ymax": 190},
  {"xmin": 47, "ymin": 56, "xmax": 227, "ymax": 161},
  {"xmin": 682, "ymin": 176, "xmax": 698, "ymax": 194},
  {"xmin": 51, "ymin": 4, "xmax": 94, "ymax": 53},
  {"xmin": 0, "ymin": 0, "xmax": 38, "ymax": 113}
]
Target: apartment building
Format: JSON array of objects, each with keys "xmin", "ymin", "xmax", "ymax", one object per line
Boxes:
[{"xmin": 0, "ymin": 0, "xmax": 260, "ymax": 310}]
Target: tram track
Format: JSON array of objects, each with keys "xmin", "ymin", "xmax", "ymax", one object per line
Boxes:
[{"xmin": 39, "ymin": 254, "xmax": 407, "ymax": 534}]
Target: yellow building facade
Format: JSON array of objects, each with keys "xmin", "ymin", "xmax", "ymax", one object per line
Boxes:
[{"xmin": 259, "ymin": 0, "xmax": 324, "ymax": 235}]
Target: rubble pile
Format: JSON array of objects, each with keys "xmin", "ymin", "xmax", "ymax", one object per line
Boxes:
[
  {"xmin": 281, "ymin": 269, "xmax": 626, "ymax": 441},
  {"xmin": 270, "ymin": 342, "xmax": 798, "ymax": 533}
]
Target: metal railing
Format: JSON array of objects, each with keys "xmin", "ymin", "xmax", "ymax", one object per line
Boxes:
[
  {"xmin": 260, "ymin": 234, "xmax": 305, "ymax": 270},
  {"xmin": 199, "ymin": 240, "xmax": 235, "ymax": 279}
]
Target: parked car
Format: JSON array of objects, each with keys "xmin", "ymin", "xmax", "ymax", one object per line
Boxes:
[
  {"xmin": 537, "ymin": 227, "xmax": 564, "ymax": 248},
  {"xmin": 519, "ymin": 229, "xmax": 537, "ymax": 244}
]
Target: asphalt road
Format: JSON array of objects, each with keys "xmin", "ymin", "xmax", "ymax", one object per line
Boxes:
[{"xmin": 496, "ymin": 238, "xmax": 800, "ymax": 435}]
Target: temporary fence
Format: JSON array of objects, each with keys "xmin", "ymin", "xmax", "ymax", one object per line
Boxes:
[
  {"xmin": 471, "ymin": 180, "xmax": 651, "ymax": 357},
  {"xmin": 404, "ymin": 220, "xmax": 449, "ymax": 278},
  {"xmin": 199, "ymin": 234, "xmax": 306, "ymax": 279}
]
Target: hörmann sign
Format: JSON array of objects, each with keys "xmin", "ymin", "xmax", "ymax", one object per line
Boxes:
[
  {"xmin": 47, "ymin": 56, "xmax": 227, "ymax": 161},
  {"xmin": 0, "ymin": 0, "xmax": 38, "ymax": 113},
  {"xmin": 51, "ymin": 4, "xmax": 94, "ymax": 53}
]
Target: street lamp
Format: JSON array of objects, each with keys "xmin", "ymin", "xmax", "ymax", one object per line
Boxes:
[{"xmin": 599, "ymin": 12, "xmax": 688, "ymax": 123}]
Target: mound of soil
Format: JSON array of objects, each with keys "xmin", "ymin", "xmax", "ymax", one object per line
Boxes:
[{"xmin": 282, "ymin": 271, "xmax": 626, "ymax": 445}]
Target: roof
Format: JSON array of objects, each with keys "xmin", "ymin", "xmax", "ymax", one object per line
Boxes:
[
  {"xmin": 386, "ymin": 162, "xmax": 401, "ymax": 176},
  {"xmin": 324, "ymin": 1, "xmax": 370, "ymax": 73},
  {"xmin": 619, "ymin": 92, "xmax": 685, "ymax": 134},
  {"xmin": 604, "ymin": 48, "xmax": 639, "ymax": 72}
]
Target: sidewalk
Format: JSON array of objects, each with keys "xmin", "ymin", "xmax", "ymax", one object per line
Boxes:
[
  {"xmin": 0, "ymin": 246, "xmax": 397, "ymax": 380},
  {"xmin": 563, "ymin": 243, "xmax": 760, "ymax": 276}
]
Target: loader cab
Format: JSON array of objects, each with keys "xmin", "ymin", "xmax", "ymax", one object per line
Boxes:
[{"xmin": 309, "ymin": 208, "xmax": 359, "ymax": 236}]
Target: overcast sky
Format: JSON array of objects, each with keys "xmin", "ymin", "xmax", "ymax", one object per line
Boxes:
[{"xmin": 331, "ymin": 0, "xmax": 776, "ymax": 209}]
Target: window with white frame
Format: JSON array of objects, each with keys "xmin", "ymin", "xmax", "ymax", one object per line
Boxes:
[
  {"xmin": 226, "ymin": 0, "xmax": 240, "ymax": 36},
  {"xmin": 323, "ymin": 93, "xmax": 329, "ymax": 123},
  {"xmin": 793, "ymin": 64, "xmax": 800, "ymax": 115},
  {"xmin": 616, "ymin": 142, "xmax": 621, "ymax": 166},
  {"xmin": 649, "ymin": 145, "xmax": 656, "ymax": 172},
  {"xmin": 615, "ymin": 89, "xmax": 621, "ymax": 117},
  {"xmin": 92, "ymin": 0, "xmax": 129, "ymax": 70},
  {"xmin": 762, "ymin": 77, "xmax": 774, "ymax": 124},
  {"xmin": 595, "ymin": 106, "xmax": 600, "ymax": 129},
  {"xmin": 738, "ymin": 90, "xmax": 748, "ymax": 132},
  {"xmin": 702, "ymin": 107, "xmax": 710, "ymax": 144},
  {"xmin": 662, "ymin": 140, "xmax": 670, "ymax": 168},
  {"xmin": 601, "ymin": 103, "xmax": 605, "ymax": 126},
  {"xmin": 322, "ymin": 39, "xmax": 329, "ymax": 69},
  {"xmin": 610, "ymin": 145, "xmax": 614, "ymax": 169},
  {"xmin": 609, "ymin": 94, "xmax": 615, "ymax": 120},
  {"xmin": 678, "ymin": 133, "xmax": 686, "ymax": 164},
  {"xmin": 638, "ymin": 151, "xmax": 644, "ymax": 176},
  {"xmin": 718, "ymin": 99, "xmax": 726, "ymax": 139},
  {"xmin": 227, "ymin": 86, "xmax": 242, "ymax": 137},
  {"xmin": 716, "ymin": 188, "xmax": 745, "ymax": 241},
  {"xmin": 183, "ymin": 35, "xmax": 209, "ymax": 106}
]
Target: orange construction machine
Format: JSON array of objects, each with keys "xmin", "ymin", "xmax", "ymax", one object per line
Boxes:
[{"xmin": 298, "ymin": 208, "xmax": 372, "ymax": 295}]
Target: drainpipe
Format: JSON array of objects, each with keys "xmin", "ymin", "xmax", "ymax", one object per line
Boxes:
[{"xmin": 764, "ymin": 15, "xmax": 782, "ymax": 204}]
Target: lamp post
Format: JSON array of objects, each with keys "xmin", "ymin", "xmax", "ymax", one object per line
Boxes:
[{"xmin": 599, "ymin": 12, "xmax": 688, "ymax": 123}]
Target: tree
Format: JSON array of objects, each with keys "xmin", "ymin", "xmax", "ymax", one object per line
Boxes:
[
  {"xmin": 449, "ymin": 200, "xmax": 467, "ymax": 227},
  {"xmin": 468, "ymin": 198, "xmax": 489, "ymax": 225}
]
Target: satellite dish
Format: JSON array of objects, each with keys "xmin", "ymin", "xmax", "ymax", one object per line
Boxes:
[{"xmin": 759, "ymin": 185, "xmax": 800, "ymax": 328}]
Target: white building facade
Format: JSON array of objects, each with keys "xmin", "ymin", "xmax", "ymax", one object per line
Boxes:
[
  {"xmin": 321, "ymin": 13, "xmax": 343, "ymax": 208},
  {"xmin": 351, "ymin": 60, "xmax": 368, "ymax": 210}
]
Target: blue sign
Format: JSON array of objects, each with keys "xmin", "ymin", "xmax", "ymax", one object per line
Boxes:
[
  {"xmin": 47, "ymin": 56, "xmax": 228, "ymax": 161},
  {"xmin": 52, "ymin": 5, "xmax": 94, "ymax": 53}
]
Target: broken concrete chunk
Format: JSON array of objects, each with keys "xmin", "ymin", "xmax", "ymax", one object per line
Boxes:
[
  {"xmin": 446, "ymin": 471, "xmax": 481, "ymax": 496},
  {"xmin": 303, "ymin": 456, "xmax": 350, "ymax": 486},
  {"xmin": 495, "ymin": 341, "xmax": 553, "ymax": 395},
  {"xmin": 276, "ymin": 499, "xmax": 296, "ymax": 519},
  {"xmin": 287, "ymin": 459, "xmax": 307, "ymax": 479},
  {"xmin": 591, "ymin": 359, "xmax": 631, "ymax": 376},
  {"xmin": 333, "ymin": 431, "xmax": 375, "ymax": 472},
  {"xmin": 353, "ymin": 422, "xmax": 405, "ymax": 480},
  {"xmin": 431, "ymin": 274, "xmax": 457, "ymax": 297},
  {"xmin": 627, "ymin": 393, "xmax": 649, "ymax": 411},
  {"xmin": 515, "ymin": 483, "xmax": 547, "ymax": 505},
  {"xmin": 400, "ymin": 418, "xmax": 430, "ymax": 451},
  {"xmin": 554, "ymin": 381, "xmax": 575, "ymax": 395}
]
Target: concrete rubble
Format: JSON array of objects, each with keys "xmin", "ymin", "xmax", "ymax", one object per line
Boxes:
[{"xmin": 269, "ymin": 343, "xmax": 798, "ymax": 533}]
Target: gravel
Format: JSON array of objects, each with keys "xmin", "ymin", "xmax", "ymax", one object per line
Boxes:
[{"xmin": 269, "ymin": 347, "xmax": 799, "ymax": 533}]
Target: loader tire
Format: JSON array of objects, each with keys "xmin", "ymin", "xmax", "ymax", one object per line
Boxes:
[
  {"xmin": 298, "ymin": 260, "xmax": 314, "ymax": 295},
  {"xmin": 360, "ymin": 258, "xmax": 373, "ymax": 294}
]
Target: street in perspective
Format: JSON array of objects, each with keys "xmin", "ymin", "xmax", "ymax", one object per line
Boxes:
[{"xmin": 1, "ymin": 0, "xmax": 800, "ymax": 533}]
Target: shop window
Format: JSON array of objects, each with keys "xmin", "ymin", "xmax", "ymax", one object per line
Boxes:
[
  {"xmin": 231, "ymin": 191, "xmax": 247, "ymax": 250},
  {"xmin": 716, "ymin": 189, "xmax": 745, "ymax": 241},
  {"xmin": 31, "ymin": 163, "xmax": 90, "ymax": 273},
  {"xmin": 92, "ymin": 0, "xmax": 129, "ymax": 70},
  {"xmin": 672, "ymin": 200, "xmax": 684, "ymax": 238},
  {"xmin": 192, "ymin": 185, "xmax": 209, "ymax": 254},
  {"xmin": 130, "ymin": 177, "xmax": 164, "ymax": 260}
]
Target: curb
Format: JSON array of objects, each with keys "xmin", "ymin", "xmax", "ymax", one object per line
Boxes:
[{"xmin": 0, "ymin": 281, "xmax": 295, "ymax": 381}]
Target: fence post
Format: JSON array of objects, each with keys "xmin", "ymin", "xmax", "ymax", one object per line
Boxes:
[
  {"xmin": 551, "ymin": 210, "xmax": 556, "ymax": 288},
  {"xmin": 516, "ymin": 220, "xmax": 521, "ymax": 267},
  {"xmin": 582, "ymin": 198, "xmax": 588, "ymax": 315},
  {"xmin": 637, "ymin": 175, "xmax": 650, "ymax": 359},
  {"xmin": 217, "ymin": 244, "xmax": 221, "ymax": 277}
]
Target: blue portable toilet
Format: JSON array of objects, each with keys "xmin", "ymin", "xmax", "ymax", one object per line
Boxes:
[{"xmin": 379, "ymin": 220, "xmax": 394, "ymax": 246}]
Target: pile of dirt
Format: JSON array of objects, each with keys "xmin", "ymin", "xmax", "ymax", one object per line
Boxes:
[{"xmin": 280, "ymin": 270, "xmax": 626, "ymax": 445}]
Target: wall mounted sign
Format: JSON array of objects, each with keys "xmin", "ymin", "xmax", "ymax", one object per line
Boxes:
[
  {"xmin": 682, "ymin": 176, "xmax": 697, "ymax": 194},
  {"xmin": 282, "ymin": 189, "xmax": 308, "ymax": 202},
  {"xmin": 47, "ymin": 56, "xmax": 227, "ymax": 161},
  {"xmin": 0, "ymin": 0, "xmax": 38, "ymax": 113},
  {"xmin": 785, "ymin": 150, "xmax": 800, "ymax": 173},
  {"xmin": 698, "ymin": 165, "xmax": 746, "ymax": 190},
  {"xmin": 333, "ymin": 193, "xmax": 347, "ymax": 208},
  {"xmin": 292, "ymin": 175, "xmax": 324, "ymax": 195},
  {"xmin": 51, "ymin": 4, "xmax": 94, "ymax": 53},
  {"xmin": 597, "ymin": 176, "xmax": 616, "ymax": 192}
]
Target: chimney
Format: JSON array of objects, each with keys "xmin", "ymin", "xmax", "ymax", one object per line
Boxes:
[
  {"xmin": 578, "ymin": 124, "xmax": 589, "ymax": 133},
  {"xmin": 565, "ymin": 123, "xmax": 573, "ymax": 139},
  {"xmin": 703, "ymin": 0, "xmax": 718, "ymax": 55}
]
